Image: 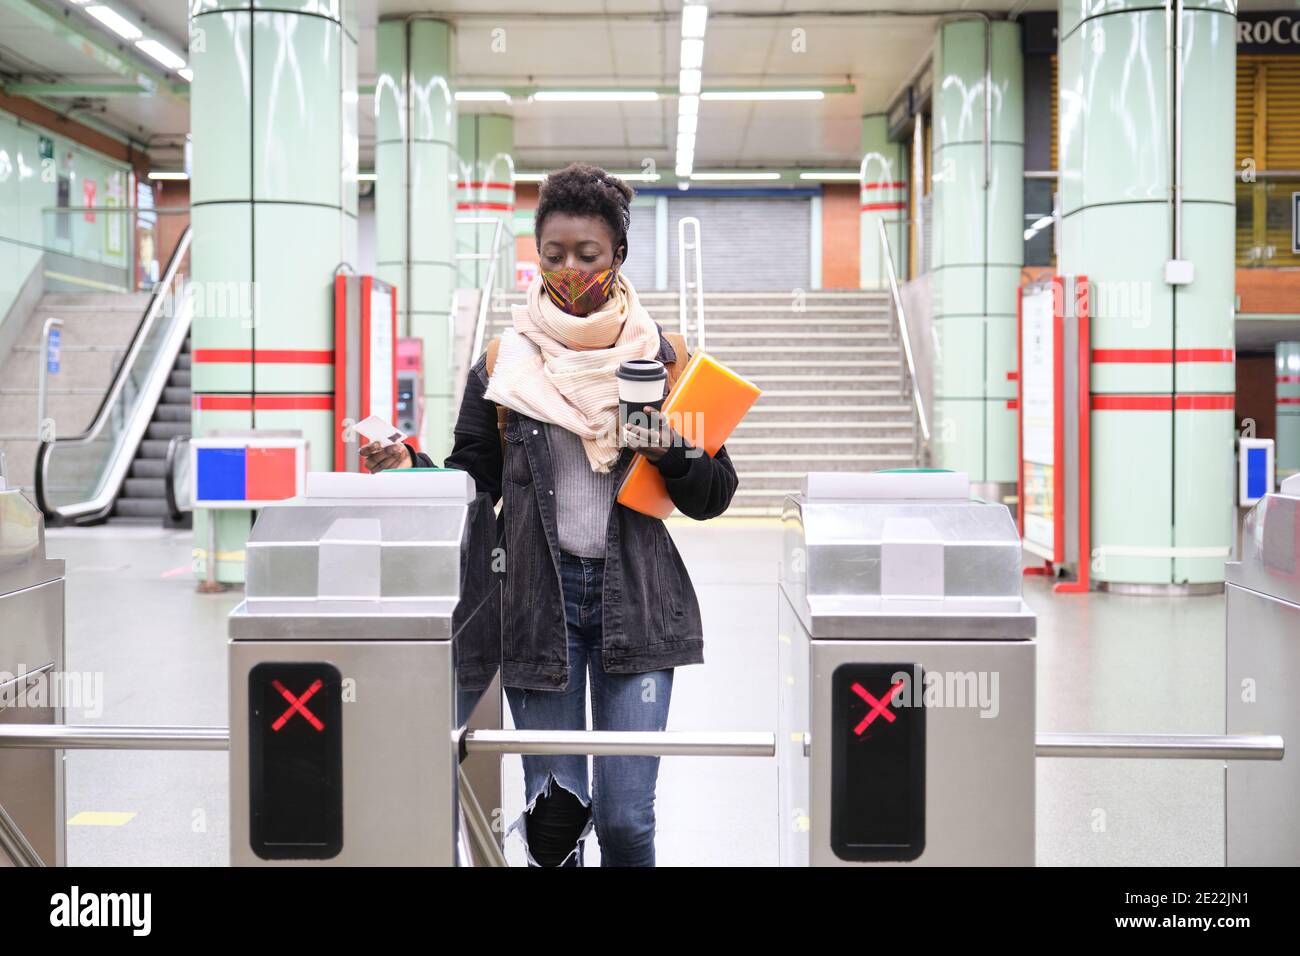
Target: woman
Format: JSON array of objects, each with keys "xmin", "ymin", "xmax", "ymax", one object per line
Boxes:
[{"xmin": 361, "ymin": 162, "xmax": 738, "ymax": 867}]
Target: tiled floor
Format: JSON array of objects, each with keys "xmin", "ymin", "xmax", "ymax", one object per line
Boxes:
[{"xmin": 44, "ymin": 517, "xmax": 1227, "ymax": 867}]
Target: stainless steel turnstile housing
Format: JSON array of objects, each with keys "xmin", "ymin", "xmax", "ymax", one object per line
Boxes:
[
  {"xmin": 1225, "ymin": 472, "xmax": 1300, "ymax": 865},
  {"xmin": 0, "ymin": 477, "xmax": 65, "ymax": 867},
  {"xmin": 227, "ymin": 470, "xmax": 500, "ymax": 866},
  {"xmin": 778, "ymin": 471, "xmax": 1036, "ymax": 866}
]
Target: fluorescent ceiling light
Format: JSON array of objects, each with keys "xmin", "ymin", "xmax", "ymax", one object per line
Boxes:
[
  {"xmin": 701, "ymin": 90, "xmax": 825, "ymax": 101},
  {"xmin": 533, "ymin": 90, "xmax": 659, "ymax": 102},
  {"xmin": 617, "ymin": 173, "xmax": 661, "ymax": 182},
  {"xmin": 514, "ymin": 173, "xmax": 547, "ymax": 182},
  {"xmin": 177, "ymin": 67, "xmax": 193, "ymax": 82},
  {"xmin": 676, "ymin": 133, "xmax": 696, "ymax": 153},
  {"xmin": 135, "ymin": 39, "xmax": 186, "ymax": 71},
  {"xmin": 799, "ymin": 171, "xmax": 860, "ymax": 181},
  {"xmin": 690, "ymin": 171, "xmax": 782, "ymax": 181},
  {"xmin": 679, "ymin": 70, "xmax": 701, "ymax": 96},
  {"xmin": 681, "ymin": 4, "xmax": 708, "ymax": 39},
  {"xmin": 678, "ymin": 95, "xmax": 699, "ymax": 117},
  {"xmin": 456, "ymin": 91, "xmax": 511, "ymax": 102},
  {"xmin": 85, "ymin": 5, "xmax": 143, "ymax": 41},
  {"xmin": 356, "ymin": 172, "xmax": 376, "ymax": 182},
  {"xmin": 678, "ymin": 114, "xmax": 698, "ymax": 136},
  {"xmin": 675, "ymin": 163, "xmax": 693, "ymax": 178},
  {"xmin": 680, "ymin": 38, "xmax": 704, "ymax": 71},
  {"xmin": 147, "ymin": 171, "xmax": 188, "ymax": 181}
]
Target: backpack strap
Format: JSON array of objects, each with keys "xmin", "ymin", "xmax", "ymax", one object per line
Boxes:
[
  {"xmin": 485, "ymin": 337, "xmax": 507, "ymax": 455},
  {"xmin": 664, "ymin": 332, "xmax": 689, "ymax": 390}
]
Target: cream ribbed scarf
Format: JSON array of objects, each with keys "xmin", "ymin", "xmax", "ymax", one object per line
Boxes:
[{"xmin": 483, "ymin": 273, "xmax": 661, "ymax": 472}]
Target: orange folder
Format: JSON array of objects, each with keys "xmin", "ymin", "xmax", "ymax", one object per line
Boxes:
[{"xmin": 616, "ymin": 350, "xmax": 761, "ymax": 518}]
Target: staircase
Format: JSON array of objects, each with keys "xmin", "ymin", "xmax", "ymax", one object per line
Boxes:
[
  {"xmin": 112, "ymin": 334, "xmax": 191, "ymax": 521},
  {"xmin": 480, "ymin": 289, "xmax": 921, "ymax": 516},
  {"xmin": 0, "ymin": 292, "xmax": 150, "ymax": 497}
]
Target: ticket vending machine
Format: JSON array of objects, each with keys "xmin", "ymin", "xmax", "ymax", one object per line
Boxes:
[
  {"xmin": 395, "ymin": 337, "xmax": 424, "ymax": 453},
  {"xmin": 227, "ymin": 469, "xmax": 501, "ymax": 865},
  {"xmin": 778, "ymin": 471, "xmax": 1036, "ymax": 866}
]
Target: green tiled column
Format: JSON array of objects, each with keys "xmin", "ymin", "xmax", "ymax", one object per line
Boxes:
[
  {"xmin": 930, "ymin": 19, "xmax": 1023, "ymax": 490},
  {"xmin": 457, "ymin": 113, "xmax": 515, "ymax": 290},
  {"xmin": 1058, "ymin": 0, "xmax": 1236, "ymax": 588},
  {"xmin": 189, "ymin": 0, "xmax": 358, "ymax": 583},
  {"xmin": 375, "ymin": 17, "xmax": 458, "ymax": 460},
  {"xmin": 1278, "ymin": 342, "xmax": 1300, "ymax": 480},
  {"xmin": 858, "ymin": 113, "xmax": 908, "ymax": 289}
]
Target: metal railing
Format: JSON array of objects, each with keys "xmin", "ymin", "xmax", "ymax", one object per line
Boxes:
[
  {"xmin": 0, "ymin": 723, "xmax": 1279, "ymax": 760},
  {"xmin": 677, "ymin": 216, "xmax": 706, "ymax": 352},
  {"xmin": 0, "ymin": 722, "xmax": 1282, "ymax": 867},
  {"xmin": 461, "ymin": 216, "xmax": 513, "ymax": 377},
  {"xmin": 877, "ymin": 218, "xmax": 930, "ymax": 462},
  {"xmin": 34, "ymin": 226, "xmax": 193, "ymax": 524}
]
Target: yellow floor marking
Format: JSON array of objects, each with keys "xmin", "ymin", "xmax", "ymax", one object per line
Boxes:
[{"xmin": 68, "ymin": 811, "xmax": 137, "ymax": 827}]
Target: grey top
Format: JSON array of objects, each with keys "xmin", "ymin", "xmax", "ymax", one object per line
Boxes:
[{"xmin": 545, "ymin": 422, "xmax": 617, "ymax": 558}]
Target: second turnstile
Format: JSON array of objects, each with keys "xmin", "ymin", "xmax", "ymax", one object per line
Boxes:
[
  {"xmin": 778, "ymin": 471, "xmax": 1036, "ymax": 866},
  {"xmin": 227, "ymin": 470, "xmax": 502, "ymax": 865}
]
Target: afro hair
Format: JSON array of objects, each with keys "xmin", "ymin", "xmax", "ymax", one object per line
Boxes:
[{"xmin": 534, "ymin": 162, "xmax": 636, "ymax": 258}]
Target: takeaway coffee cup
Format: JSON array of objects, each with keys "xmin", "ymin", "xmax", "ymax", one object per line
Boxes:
[{"xmin": 617, "ymin": 359, "xmax": 668, "ymax": 445}]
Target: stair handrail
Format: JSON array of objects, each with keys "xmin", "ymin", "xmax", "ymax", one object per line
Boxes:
[
  {"xmin": 35, "ymin": 226, "xmax": 194, "ymax": 523},
  {"xmin": 465, "ymin": 216, "xmax": 512, "ymax": 378},
  {"xmin": 677, "ymin": 216, "xmax": 706, "ymax": 352},
  {"xmin": 877, "ymin": 218, "xmax": 930, "ymax": 459}
]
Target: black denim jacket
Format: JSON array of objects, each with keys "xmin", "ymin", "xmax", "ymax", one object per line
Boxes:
[{"xmin": 411, "ymin": 331, "xmax": 738, "ymax": 690}]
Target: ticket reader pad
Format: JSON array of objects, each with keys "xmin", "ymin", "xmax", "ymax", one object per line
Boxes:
[
  {"xmin": 228, "ymin": 469, "xmax": 500, "ymax": 865},
  {"xmin": 778, "ymin": 471, "xmax": 1036, "ymax": 866}
]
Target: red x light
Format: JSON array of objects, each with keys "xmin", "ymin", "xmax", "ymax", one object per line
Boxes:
[
  {"xmin": 850, "ymin": 680, "xmax": 905, "ymax": 735},
  {"xmin": 270, "ymin": 678, "xmax": 325, "ymax": 732}
]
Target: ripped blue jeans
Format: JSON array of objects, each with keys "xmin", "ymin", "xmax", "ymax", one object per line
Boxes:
[{"xmin": 505, "ymin": 550, "xmax": 674, "ymax": 867}]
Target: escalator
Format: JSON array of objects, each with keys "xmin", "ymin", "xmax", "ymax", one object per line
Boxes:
[
  {"xmin": 112, "ymin": 333, "xmax": 191, "ymax": 522},
  {"xmin": 35, "ymin": 227, "xmax": 194, "ymax": 526}
]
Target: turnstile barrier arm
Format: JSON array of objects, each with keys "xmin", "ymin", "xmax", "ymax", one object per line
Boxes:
[
  {"xmin": 1035, "ymin": 732, "xmax": 1283, "ymax": 761},
  {"xmin": 461, "ymin": 729, "xmax": 777, "ymax": 758}
]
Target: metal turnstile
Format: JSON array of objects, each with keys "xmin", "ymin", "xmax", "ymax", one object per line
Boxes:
[
  {"xmin": 778, "ymin": 471, "xmax": 1036, "ymax": 866},
  {"xmin": 0, "ymin": 464, "xmax": 66, "ymax": 867},
  {"xmin": 1225, "ymin": 472, "xmax": 1300, "ymax": 865},
  {"xmin": 227, "ymin": 469, "xmax": 502, "ymax": 866}
]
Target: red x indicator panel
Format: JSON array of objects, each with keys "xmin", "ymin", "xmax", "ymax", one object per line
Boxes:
[
  {"xmin": 831, "ymin": 663, "xmax": 925, "ymax": 862},
  {"xmin": 249, "ymin": 662, "xmax": 343, "ymax": 860}
]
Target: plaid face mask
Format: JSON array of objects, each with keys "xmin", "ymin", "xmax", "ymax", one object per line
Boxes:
[{"xmin": 540, "ymin": 266, "xmax": 618, "ymax": 317}]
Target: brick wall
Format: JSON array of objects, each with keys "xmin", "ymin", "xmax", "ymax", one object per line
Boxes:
[{"xmin": 821, "ymin": 183, "xmax": 860, "ymax": 289}]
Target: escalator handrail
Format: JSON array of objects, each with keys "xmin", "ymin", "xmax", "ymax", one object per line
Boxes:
[{"xmin": 35, "ymin": 227, "xmax": 194, "ymax": 523}]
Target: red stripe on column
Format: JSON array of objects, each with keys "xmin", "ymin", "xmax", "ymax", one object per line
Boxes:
[
  {"xmin": 457, "ymin": 201, "xmax": 514, "ymax": 212},
  {"xmin": 860, "ymin": 202, "xmax": 907, "ymax": 212},
  {"xmin": 1175, "ymin": 394, "xmax": 1234, "ymax": 411},
  {"xmin": 1091, "ymin": 348, "xmax": 1234, "ymax": 363},
  {"xmin": 193, "ymin": 349, "xmax": 334, "ymax": 364},
  {"xmin": 457, "ymin": 180, "xmax": 514, "ymax": 190},
  {"xmin": 1091, "ymin": 394, "xmax": 1234, "ymax": 411},
  {"xmin": 1006, "ymin": 398, "xmax": 1019, "ymax": 409},
  {"xmin": 1280, "ymin": 397, "xmax": 1300, "ymax": 405},
  {"xmin": 1091, "ymin": 395, "xmax": 1172, "ymax": 411},
  {"xmin": 860, "ymin": 181, "xmax": 908, "ymax": 190},
  {"xmin": 193, "ymin": 395, "xmax": 334, "ymax": 411},
  {"xmin": 1006, "ymin": 370, "xmax": 1019, "ymax": 381},
  {"xmin": 1277, "ymin": 375, "xmax": 1300, "ymax": 384}
]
